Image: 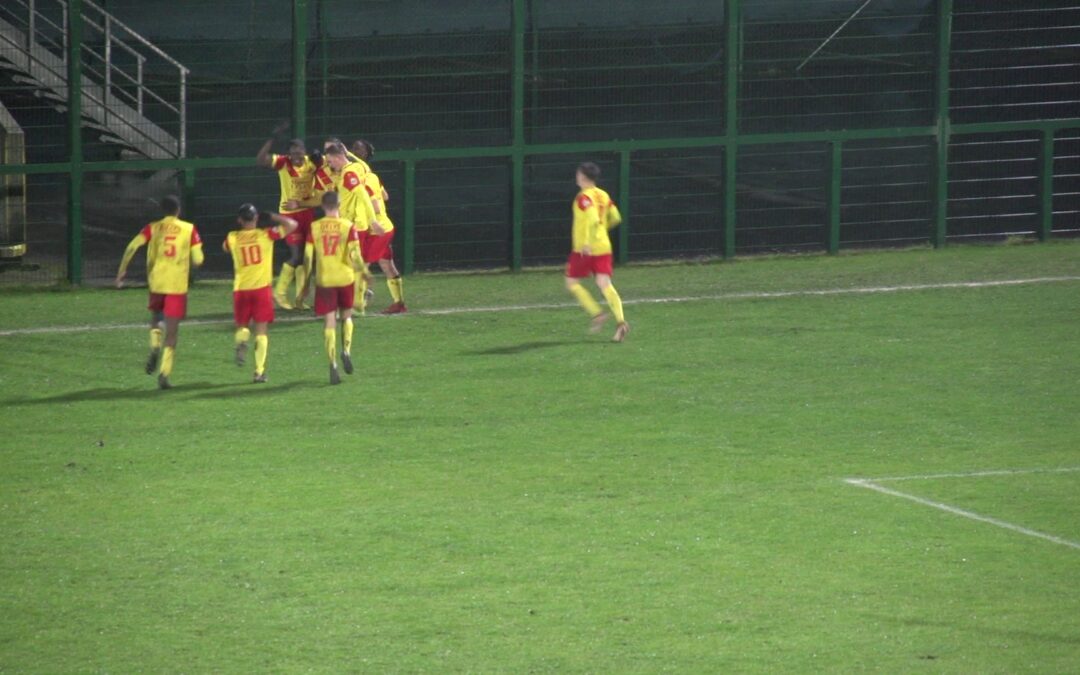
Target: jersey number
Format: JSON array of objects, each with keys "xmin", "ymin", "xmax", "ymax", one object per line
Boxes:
[
  {"xmin": 321, "ymin": 233, "xmax": 341, "ymax": 256},
  {"xmin": 239, "ymin": 245, "xmax": 262, "ymax": 266},
  {"xmin": 163, "ymin": 235, "xmax": 177, "ymax": 257}
]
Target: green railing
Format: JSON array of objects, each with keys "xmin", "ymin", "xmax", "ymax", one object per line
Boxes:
[{"xmin": 1, "ymin": 0, "xmax": 1077, "ymax": 284}]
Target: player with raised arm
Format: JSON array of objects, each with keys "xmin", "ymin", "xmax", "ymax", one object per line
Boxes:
[
  {"xmin": 565, "ymin": 162, "xmax": 630, "ymax": 342},
  {"xmin": 301, "ymin": 191, "xmax": 363, "ymax": 385},
  {"xmin": 352, "ymin": 139, "xmax": 407, "ymax": 314},
  {"xmin": 322, "ymin": 143, "xmax": 381, "ymax": 313},
  {"xmin": 223, "ymin": 204, "xmax": 298, "ymax": 383},
  {"xmin": 256, "ymin": 122, "xmax": 321, "ymax": 310},
  {"xmin": 115, "ymin": 195, "xmax": 205, "ymax": 389}
]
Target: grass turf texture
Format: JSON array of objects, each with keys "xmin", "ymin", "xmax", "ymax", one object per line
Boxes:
[{"xmin": 1, "ymin": 242, "xmax": 1078, "ymax": 672}]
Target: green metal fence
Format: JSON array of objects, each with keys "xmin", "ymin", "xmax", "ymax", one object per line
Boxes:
[{"xmin": 0, "ymin": 0, "xmax": 1078, "ymax": 285}]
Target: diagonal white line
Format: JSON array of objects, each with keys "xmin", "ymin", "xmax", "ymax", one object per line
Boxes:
[
  {"xmin": 857, "ymin": 466, "xmax": 1080, "ymax": 483},
  {"xmin": 845, "ymin": 478, "xmax": 1080, "ymax": 551},
  {"xmin": 1, "ymin": 275, "xmax": 1078, "ymax": 337}
]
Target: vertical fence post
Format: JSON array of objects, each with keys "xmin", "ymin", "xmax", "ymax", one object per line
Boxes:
[
  {"xmin": 723, "ymin": 0, "xmax": 740, "ymax": 259},
  {"xmin": 67, "ymin": 0, "xmax": 83, "ymax": 284},
  {"xmin": 182, "ymin": 168, "xmax": 196, "ymax": 227},
  {"xmin": 292, "ymin": 0, "xmax": 308, "ymax": 140},
  {"xmin": 1038, "ymin": 129, "xmax": 1054, "ymax": 241},
  {"xmin": 827, "ymin": 141, "xmax": 842, "ymax": 254},
  {"xmin": 618, "ymin": 149, "xmax": 630, "ymax": 264},
  {"xmin": 403, "ymin": 159, "xmax": 416, "ymax": 275},
  {"xmin": 510, "ymin": 0, "xmax": 525, "ymax": 271},
  {"xmin": 931, "ymin": 0, "xmax": 952, "ymax": 248}
]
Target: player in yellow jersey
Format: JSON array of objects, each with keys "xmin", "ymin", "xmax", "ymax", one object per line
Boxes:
[
  {"xmin": 222, "ymin": 204, "xmax": 298, "ymax": 383},
  {"xmin": 115, "ymin": 195, "xmax": 205, "ymax": 388},
  {"xmin": 301, "ymin": 191, "xmax": 364, "ymax": 385},
  {"xmin": 564, "ymin": 162, "xmax": 630, "ymax": 342},
  {"xmin": 323, "ymin": 143, "xmax": 382, "ymax": 313},
  {"xmin": 256, "ymin": 123, "xmax": 321, "ymax": 310},
  {"xmin": 352, "ymin": 139, "xmax": 407, "ymax": 314}
]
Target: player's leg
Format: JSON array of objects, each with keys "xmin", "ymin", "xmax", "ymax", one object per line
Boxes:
[
  {"xmin": 233, "ymin": 291, "xmax": 251, "ymax": 366},
  {"xmin": 252, "ymin": 321, "xmax": 269, "ymax": 383},
  {"xmin": 595, "ymin": 270, "xmax": 629, "ymax": 342},
  {"xmin": 316, "ymin": 285, "xmax": 341, "ymax": 384},
  {"xmin": 274, "ymin": 241, "xmax": 299, "ymax": 310},
  {"xmin": 340, "ymin": 306, "xmax": 354, "ymax": 375},
  {"xmin": 291, "ymin": 210, "xmax": 314, "ymax": 309},
  {"xmin": 565, "ymin": 254, "xmax": 607, "ymax": 331},
  {"xmin": 380, "ymin": 257, "xmax": 406, "ymax": 314},
  {"xmin": 158, "ymin": 316, "xmax": 181, "ymax": 389},
  {"xmin": 146, "ymin": 308, "xmax": 164, "ymax": 374}
]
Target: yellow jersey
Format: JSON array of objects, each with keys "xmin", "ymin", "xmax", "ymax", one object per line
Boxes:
[
  {"xmin": 364, "ymin": 170, "xmax": 394, "ymax": 233},
  {"xmin": 339, "ymin": 161, "xmax": 378, "ymax": 232},
  {"xmin": 120, "ymin": 216, "xmax": 203, "ymax": 295},
  {"xmin": 307, "ymin": 216, "xmax": 361, "ymax": 287},
  {"xmin": 271, "ymin": 154, "xmax": 320, "ymax": 212},
  {"xmin": 571, "ymin": 187, "xmax": 622, "ymax": 255},
  {"xmin": 224, "ymin": 225, "xmax": 287, "ymax": 291}
]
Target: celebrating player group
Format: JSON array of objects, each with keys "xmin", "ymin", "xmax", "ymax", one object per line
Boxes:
[{"xmin": 115, "ymin": 125, "xmax": 629, "ymax": 389}]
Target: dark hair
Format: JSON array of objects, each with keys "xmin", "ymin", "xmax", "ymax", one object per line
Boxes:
[
  {"xmin": 324, "ymin": 143, "xmax": 347, "ymax": 157},
  {"xmin": 238, "ymin": 203, "xmax": 258, "ymax": 221},
  {"xmin": 324, "ymin": 136, "xmax": 342, "ymax": 146},
  {"xmin": 577, "ymin": 162, "xmax": 601, "ymax": 182},
  {"xmin": 161, "ymin": 195, "xmax": 181, "ymax": 215},
  {"xmin": 288, "ymin": 138, "xmax": 306, "ymax": 151},
  {"xmin": 352, "ymin": 139, "xmax": 374, "ymax": 160},
  {"xmin": 321, "ymin": 191, "xmax": 340, "ymax": 208}
]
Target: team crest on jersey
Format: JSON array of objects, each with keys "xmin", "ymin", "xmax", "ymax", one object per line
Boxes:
[
  {"xmin": 577, "ymin": 195, "xmax": 593, "ymax": 210},
  {"xmin": 344, "ymin": 172, "xmax": 361, "ymax": 189}
]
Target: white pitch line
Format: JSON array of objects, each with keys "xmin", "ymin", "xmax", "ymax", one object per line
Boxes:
[
  {"xmin": 845, "ymin": 478, "xmax": 1080, "ymax": 551},
  {"xmin": 1, "ymin": 275, "xmax": 1078, "ymax": 338},
  {"xmin": 854, "ymin": 466, "xmax": 1080, "ymax": 483}
]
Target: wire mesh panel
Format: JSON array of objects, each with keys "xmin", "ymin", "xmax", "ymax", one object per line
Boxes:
[
  {"xmin": 629, "ymin": 147, "xmax": 724, "ymax": 259},
  {"xmin": 735, "ymin": 143, "xmax": 828, "ymax": 253},
  {"xmin": 1054, "ymin": 129, "xmax": 1080, "ymax": 234},
  {"xmin": 414, "ymin": 157, "xmax": 510, "ymax": 271},
  {"xmin": 526, "ymin": 3, "xmax": 726, "ymax": 143},
  {"xmin": 740, "ymin": 0, "xmax": 935, "ymax": 134},
  {"xmin": 946, "ymin": 132, "xmax": 1040, "ymax": 241},
  {"xmin": 522, "ymin": 153, "xmax": 617, "ymax": 266},
  {"xmin": 0, "ymin": 172, "xmax": 66, "ymax": 284},
  {"xmin": 840, "ymin": 138, "xmax": 933, "ymax": 248},
  {"xmin": 313, "ymin": 1, "xmax": 511, "ymax": 151},
  {"xmin": 951, "ymin": 2, "xmax": 1080, "ymax": 125}
]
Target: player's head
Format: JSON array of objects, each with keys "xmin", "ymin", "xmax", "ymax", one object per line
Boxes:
[
  {"xmin": 161, "ymin": 195, "xmax": 181, "ymax": 216},
  {"xmin": 324, "ymin": 143, "xmax": 348, "ymax": 170},
  {"xmin": 323, "ymin": 136, "xmax": 343, "ymax": 151},
  {"xmin": 351, "ymin": 139, "xmax": 374, "ymax": 161},
  {"xmin": 321, "ymin": 190, "xmax": 340, "ymax": 214},
  {"xmin": 288, "ymin": 139, "xmax": 307, "ymax": 165},
  {"xmin": 576, "ymin": 162, "xmax": 601, "ymax": 188},
  {"xmin": 237, "ymin": 202, "xmax": 258, "ymax": 226}
]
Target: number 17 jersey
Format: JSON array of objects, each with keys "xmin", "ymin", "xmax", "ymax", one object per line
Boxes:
[
  {"xmin": 224, "ymin": 226, "xmax": 287, "ymax": 291},
  {"xmin": 307, "ymin": 216, "xmax": 361, "ymax": 288}
]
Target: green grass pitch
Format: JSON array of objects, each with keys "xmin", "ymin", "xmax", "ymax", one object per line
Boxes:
[{"xmin": 1, "ymin": 242, "xmax": 1078, "ymax": 672}]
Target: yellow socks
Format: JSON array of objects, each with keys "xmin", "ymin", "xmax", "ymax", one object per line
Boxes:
[
  {"xmin": 275, "ymin": 263, "xmax": 295, "ymax": 295},
  {"xmin": 149, "ymin": 328, "xmax": 163, "ymax": 351},
  {"xmin": 160, "ymin": 346, "xmax": 175, "ymax": 376},
  {"xmin": 601, "ymin": 285, "xmax": 626, "ymax": 324},
  {"xmin": 324, "ymin": 328, "xmax": 337, "ymax": 364},
  {"xmin": 254, "ymin": 335, "xmax": 268, "ymax": 375},
  {"xmin": 342, "ymin": 317, "xmax": 354, "ymax": 355},
  {"xmin": 293, "ymin": 264, "xmax": 308, "ymax": 305},
  {"xmin": 387, "ymin": 276, "xmax": 404, "ymax": 303},
  {"xmin": 568, "ymin": 282, "xmax": 602, "ymax": 317},
  {"xmin": 235, "ymin": 327, "xmax": 251, "ymax": 345}
]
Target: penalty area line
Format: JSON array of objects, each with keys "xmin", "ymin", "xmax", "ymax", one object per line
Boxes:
[
  {"xmin": 844, "ymin": 476, "xmax": 1080, "ymax": 551},
  {"xmin": 1, "ymin": 275, "xmax": 1078, "ymax": 337}
]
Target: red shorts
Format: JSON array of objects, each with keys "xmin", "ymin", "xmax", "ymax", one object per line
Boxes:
[
  {"xmin": 283, "ymin": 208, "xmax": 316, "ymax": 246},
  {"xmin": 148, "ymin": 292, "xmax": 187, "ymax": 319},
  {"xmin": 361, "ymin": 229, "xmax": 395, "ymax": 263},
  {"xmin": 314, "ymin": 284, "xmax": 354, "ymax": 316},
  {"xmin": 565, "ymin": 253, "xmax": 613, "ymax": 279},
  {"xmin": 233, "ymin": 286, "xmax": 275, "ymax": 325}
]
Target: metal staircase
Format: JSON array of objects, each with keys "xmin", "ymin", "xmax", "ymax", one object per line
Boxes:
[{"xmin": 0, "ymin": 0, "xmax": 188, "ymax": 159}]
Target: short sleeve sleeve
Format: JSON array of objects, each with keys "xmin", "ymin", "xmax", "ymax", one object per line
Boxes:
[{"xmin": 190, "ymin": 227, "xmax": 203, "ymax": 246}]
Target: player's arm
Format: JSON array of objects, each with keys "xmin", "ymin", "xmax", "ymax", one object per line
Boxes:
[
  {"xmin": 606, "ymin": 201, "xmax": 623, "ymax": 229},
  {"xmin": 115, "ymin": 227, "xmax": 150, "ymax": 287},
  {"xmin": 222, "ymin": 233, "xmax": 232, "ymax": 254},
  {"xmin": 190, "ymin": 228, "xmax": 205, "ymax": 268},
  {"xmin": 346, "ymin": 226, "xmax": 363, "ymax": 268},
  {"xmin": 269, "ymin": 213, "xmax": 299, "ymax": 238},
  {"xmin": 302, "ymin": 229, "xmax": 315, "ymax": 280},
  {"xmin": 255, "ymin": 121, "xmax": 289, "ymax": 168}
]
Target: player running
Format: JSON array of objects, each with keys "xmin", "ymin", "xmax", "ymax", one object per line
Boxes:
[
  {"xmin": 301, "ymin": 191, "xmax": 364, "ymax": 385},
  {"xmin": 256, "ymin": 123, "xmax": 321, "ymax": 311},
  {"xmin": 352, "ymin": 139, "xmax": 407, "ymax": 314},
  {"xmin": 322, "ymin": 143, "xmax": 382, "ymax": 314},
  {"xmin": 222, "ymin": 204, "xmax": 298, "ymax": 383},
  {"xmin": 564, "ymin": 162, "xmax": 630, "ymax": 342},
  {"xmin": 115, "ymin": 195, "xmax": 205, "ymax": 389}
]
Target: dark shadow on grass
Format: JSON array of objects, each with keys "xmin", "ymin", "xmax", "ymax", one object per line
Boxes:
[
  {"xmin": 1, "ymin": 381, "xmax": 237, "ymax": 406},
  {"xmin": 189, "ymin": 380, "xmax": 315, "ymax": 399},
  {"xmin": 465, "ymin": 339, "xmax": 587, "ymax": 356}
]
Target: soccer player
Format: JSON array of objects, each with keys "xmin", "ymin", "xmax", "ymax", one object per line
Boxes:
[
  {"xmin": 222, "ymin": 204, "xmax": 298, "ymax": 383},
  {"xmin": 322, "ymin": 143, "xmax": 382, "ymax": 313},
  {"xmin": 301, "ymin": 191, "xmax": 363, "ymax": 385},
  {"xmin": 352, "ymin": 139, "xmax": 407, "ymax": 314},
  {"xmin": 115, "ymin": 195, "xmax": 205, "ymax": 389},
  {"xmin": 256, "ymin": 124, "xmax": 321, "ymax": 310},
  {"xmin": 565, "ymin": 162, "xmax": 630, "ymax": 342}
]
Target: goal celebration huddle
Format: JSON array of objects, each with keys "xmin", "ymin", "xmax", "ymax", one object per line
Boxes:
[{"xmin": 115, "ymin": 128, "xmax": 630, "ymax": 389}]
